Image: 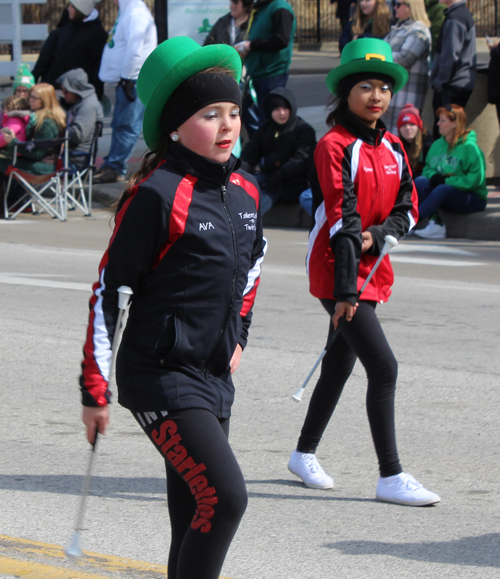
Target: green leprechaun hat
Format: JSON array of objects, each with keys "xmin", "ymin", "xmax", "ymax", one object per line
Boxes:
[
  {"xmin": 327, "ymin": 38, "xmax": 408, "ymax": 96},
  {"xmin": 137, "ymin": 36, "xmax": 242, "ymax": 150}
]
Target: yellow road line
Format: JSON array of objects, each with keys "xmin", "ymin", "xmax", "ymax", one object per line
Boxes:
[
  {"xmin": 0, "ymin": 556, "xmax": 114, "ymax": 578},
  {"xmin": 0, "ymin": 535, "xmax": 233, "ymax": 578}
]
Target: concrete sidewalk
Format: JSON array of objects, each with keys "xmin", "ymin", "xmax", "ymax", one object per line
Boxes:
[{"xmin": 2, "ymin": 41, "xmax": 499, "ymax": 240}]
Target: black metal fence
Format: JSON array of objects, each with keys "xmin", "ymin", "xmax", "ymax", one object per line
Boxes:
[
  {"xmin": 289, "ymin": 0, "xmax": 499, "ymax": 43},
  {"xmin": 1, "ymin": 0, "xmax": 498, "ymax": 56}
]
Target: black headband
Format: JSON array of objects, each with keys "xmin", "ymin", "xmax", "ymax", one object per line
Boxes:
[
  {"xmin": 160, "ymin": 72, "xmax": 242, "ymax": 136},
  {"xmin": 337, "ymin": 72, "xmax": 395, "ymax": 100}
]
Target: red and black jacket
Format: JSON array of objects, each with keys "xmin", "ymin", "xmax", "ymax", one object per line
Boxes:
[
  {"xmin": 80, "ymin": 142, "xmax": 267, "ymax": 418},
  {"xmin": 307, "ymin": 113, "xmax": 418, "ymax": 304}
]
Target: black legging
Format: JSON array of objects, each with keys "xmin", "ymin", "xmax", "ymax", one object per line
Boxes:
[
  {"xmin": 297, "ymin": 299, "xmax": 402, "ymax": 478},
  {"xmin": 133, "ymin": 408, "xmax": 247, "ymax": 579}
]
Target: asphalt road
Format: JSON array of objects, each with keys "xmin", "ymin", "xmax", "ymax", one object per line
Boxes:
[{"xmin": 0, "ymin": 213, "xmax": 499, "ymax": 578}]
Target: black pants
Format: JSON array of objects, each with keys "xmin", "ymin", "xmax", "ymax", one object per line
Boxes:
[
  {"xmin": 297, "ymin": 300, "xmax": 402, "ymax": 478},
  {"xmin": 133, "ymin": 408, "xmax": 247, "ymax": 579},
  {"xmin": 432, "ymin": 88, "xmax": 472, "ymax": 139}
]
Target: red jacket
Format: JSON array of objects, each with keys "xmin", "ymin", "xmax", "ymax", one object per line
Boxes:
[{"xmin": 307, "ymin": 113, "xmax": 418, "ymax": 304}]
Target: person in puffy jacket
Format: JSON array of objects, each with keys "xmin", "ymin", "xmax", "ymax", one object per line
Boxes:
[
  {"xmin": 240, "ymin": 86, "xmax": 316, "ymax": 214},
  {"xmin": 414, "ymin": 104, "xmax": 487, "ymax": 239},
  {"xmin": 32, "ymin": 0, "xmax": 107, "ymax": 99},
  {"xmin": 80, "ymin": 37, "xmax": 267, "ymax": 579},
  {"xmin": 0, "ymin": 96, "xmax": 30, "ymax": 150},
  {"xmin": 287, "ymin": 38, "xmax": 440, "ymax": 507}
]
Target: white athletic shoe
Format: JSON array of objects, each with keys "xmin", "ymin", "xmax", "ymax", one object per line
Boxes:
[
  {"xmin": 414, "ymin": 221, "xmax": 447, "ymax": 239},
  {"xmin": 288, "ymin": 450, "xmax": 334, "ymax": 489},
  {"xmin": 376, "ymin": 472, "xmax": 441, "ymax": 506}
]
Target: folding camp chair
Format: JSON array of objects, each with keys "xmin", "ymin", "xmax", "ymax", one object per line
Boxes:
[
  {"xmin": 3, "ymin": 136, "xmax": 69, "ymax": 221},
  {"xmin": 65, "ymin": 121, "xmax": 103, "ymax": 217}
]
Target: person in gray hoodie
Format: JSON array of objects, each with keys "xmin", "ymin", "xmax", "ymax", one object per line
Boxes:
[
  {"xmin": 430, "ymin": 0, "xmax": 476, "ymax": 138},
  {"xmin": 57, "ymin": 68, "xmax": 103, "ymax": 167}
]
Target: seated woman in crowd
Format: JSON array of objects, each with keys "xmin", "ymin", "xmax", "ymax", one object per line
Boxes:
[
  {"xmin": 383, "ymin": 0, "xmax": 431, "ymax": 134},
  {"xmin": 240, "ymin": 87, "xmax": 316, "ymax": 215},
  {"xmin": 414, "ymin": 104, "xmax": 487, "ymax": 239},
  {"xmin": 397, "ymin": 104, "xmax": 432, "ymax": 178},
  {"xmin": 339, "ymin": 0, "xmax": 391, "ymax": 54},
  {"xmin": 0, "ymin": 83, "xmax": 66, "ymax": 175}
]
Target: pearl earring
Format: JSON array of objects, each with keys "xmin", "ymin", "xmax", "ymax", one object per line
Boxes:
[{"xmin": 171, "ymin": 134, "xmax": 179, "ymax": 142}]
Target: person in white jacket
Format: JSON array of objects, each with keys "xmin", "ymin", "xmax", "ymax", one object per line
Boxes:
[{"xmin": 94, "ymin": 0, "xmax": 156, "ymax": 183}]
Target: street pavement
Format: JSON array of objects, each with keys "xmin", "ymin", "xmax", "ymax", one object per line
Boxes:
[{"xmin": 0, "ymin": 212, "xmax": 499, "ymax": 578}]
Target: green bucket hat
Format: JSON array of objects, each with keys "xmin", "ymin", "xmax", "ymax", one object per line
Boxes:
[
  {"xmin": 327, "ymin": 38, "xmax": 408, "ymax": 96},
  {"xmin": 137, "ymin": 36, "xmax": 242, "ymax": 150}
]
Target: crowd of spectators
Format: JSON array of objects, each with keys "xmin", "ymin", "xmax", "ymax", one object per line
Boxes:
[{"xmin": 0, "ymin": 0, "xmax": 497, "ymax": 229}]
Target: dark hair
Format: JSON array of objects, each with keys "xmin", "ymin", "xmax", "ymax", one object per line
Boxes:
[
  {"xmin": 326, "ymin": 93, "xmax": 349, "ymax": 127},
  {"xmin": 241, "ymin": 0, "xmax": 254, "ymax": 12}
]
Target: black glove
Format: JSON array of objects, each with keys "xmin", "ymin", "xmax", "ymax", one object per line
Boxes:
[
  {"xmin": 429, "ymin": 173, "xmax": 446, "ymax": 188},
  {"xmin": 120, "ymin": 78, "xmax": 137, "ymax": 102},
  {"xmin": 266, "ymin": 170, "xmax": 285, "ymax": 191}
]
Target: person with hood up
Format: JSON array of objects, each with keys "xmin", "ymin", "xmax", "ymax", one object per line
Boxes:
[
  {"xmin": 32, "ymin": 0, "xmax": 107, "ymax": 100},
  {"xmin": 93, "ymin": 0, "xmax": 157, "ymax": 184},
  {"xmin": 240, "ymin": 87, "xmax": 316, "ymax": 214},
  {"xmin": 57, "ymin": 68, "xmax": 103, "ymax": 167}
]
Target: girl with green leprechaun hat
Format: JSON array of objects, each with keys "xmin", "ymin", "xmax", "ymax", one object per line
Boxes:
[
  {"xmin": 79, "ymin": 37, "xmax": 267, "ymax": 578},
  {"xmin": 288, "ymin": 38, "xmax": 441, "ymax": 507}
]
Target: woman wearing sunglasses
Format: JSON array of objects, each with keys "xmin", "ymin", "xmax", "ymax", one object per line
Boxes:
[
  {"xmin": 383, "ymin": 0, "xmax": 432, "ymax": 134},
  {"xmin": 413, "ymin": 104, "xmax": 487, "ymax": 239}
]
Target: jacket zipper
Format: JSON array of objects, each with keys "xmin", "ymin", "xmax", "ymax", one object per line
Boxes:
[{"xmin": 203, "ymin": 184, "xmax": 240, "ymax": 409}]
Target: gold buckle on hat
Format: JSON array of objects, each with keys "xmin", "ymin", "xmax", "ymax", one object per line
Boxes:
[{"xmin": 365, "ymin": 53, "xmax": 386, "ymax": 61}]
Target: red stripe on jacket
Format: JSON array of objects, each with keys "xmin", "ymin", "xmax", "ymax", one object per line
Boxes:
[
  {"xmin": 230, "ymin": 173, "xmax": 260, "ymax": 210},
  {"xmin": 153, "ymin": 174, "xmax": 197, "ymax": 269},
  {"xmin": 81, "ymin": 163, "xmax": 166, "ymax": 406}
]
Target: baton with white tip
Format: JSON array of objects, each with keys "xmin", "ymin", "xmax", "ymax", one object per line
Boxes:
[
  {"xmin": 65, "ymin": 285, "xmax": 133, "ymax": 559},
  {"xmin": 292, "ymin": 235, "xmax": 398, "ymax": 402}
]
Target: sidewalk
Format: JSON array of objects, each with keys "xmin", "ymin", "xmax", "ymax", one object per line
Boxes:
[{"xmin": 2, "ymin": 41, "xmax": 499, "ymax": 240}]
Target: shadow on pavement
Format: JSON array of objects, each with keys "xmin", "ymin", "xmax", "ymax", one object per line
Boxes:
[
  {"xmin": 325, "ymin": 533, "xmax": 500, "ymax": 567},
  {"xmin": 0, "ymin": 474, "xmax": 165, "ymax": 501}
]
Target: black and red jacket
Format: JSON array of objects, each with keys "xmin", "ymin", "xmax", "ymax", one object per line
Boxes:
[
  {"xmin": 80, "ymin": 142, "xmax": 267, "ymax": 418},
  {"xmin": 307, "ymin": 113, "xmax": 418, "ymax": 304}
]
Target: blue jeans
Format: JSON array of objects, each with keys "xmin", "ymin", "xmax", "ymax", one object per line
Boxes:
[
  {"xmin": 252, "ymin": 73, "xmax": 289, "ymax": 127},
  {"xmin": 102, "ymin": 83, "xmax": 145, "ymax": 177},
  {"xmin": 299, "ymin": 188, "xmax": 313, "ymax": 217},
  {"xmin": 414, "ymin": 176, "xmax": 487, "ymax": 219}
]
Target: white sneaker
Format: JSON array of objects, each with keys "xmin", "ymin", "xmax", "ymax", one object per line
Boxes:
[
  {"xmin": 376, "ymin": 472, "xmax": 441, "ymax": 506},
  {"xmin": 414, "ymin": 221, "xmax": 447, "ymax": 239},
  {"xmin": 288, "ymin": 450, "xmax": 334, "ymax": 489}
]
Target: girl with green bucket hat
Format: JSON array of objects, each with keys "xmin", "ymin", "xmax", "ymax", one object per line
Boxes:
[
  {"xmin": 80, "ymin": 36, "xmax": 267, "ymax": 578},
  {"xmin": 288, "ymin": 38, "xmax": 441, "ymax": 507}
]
